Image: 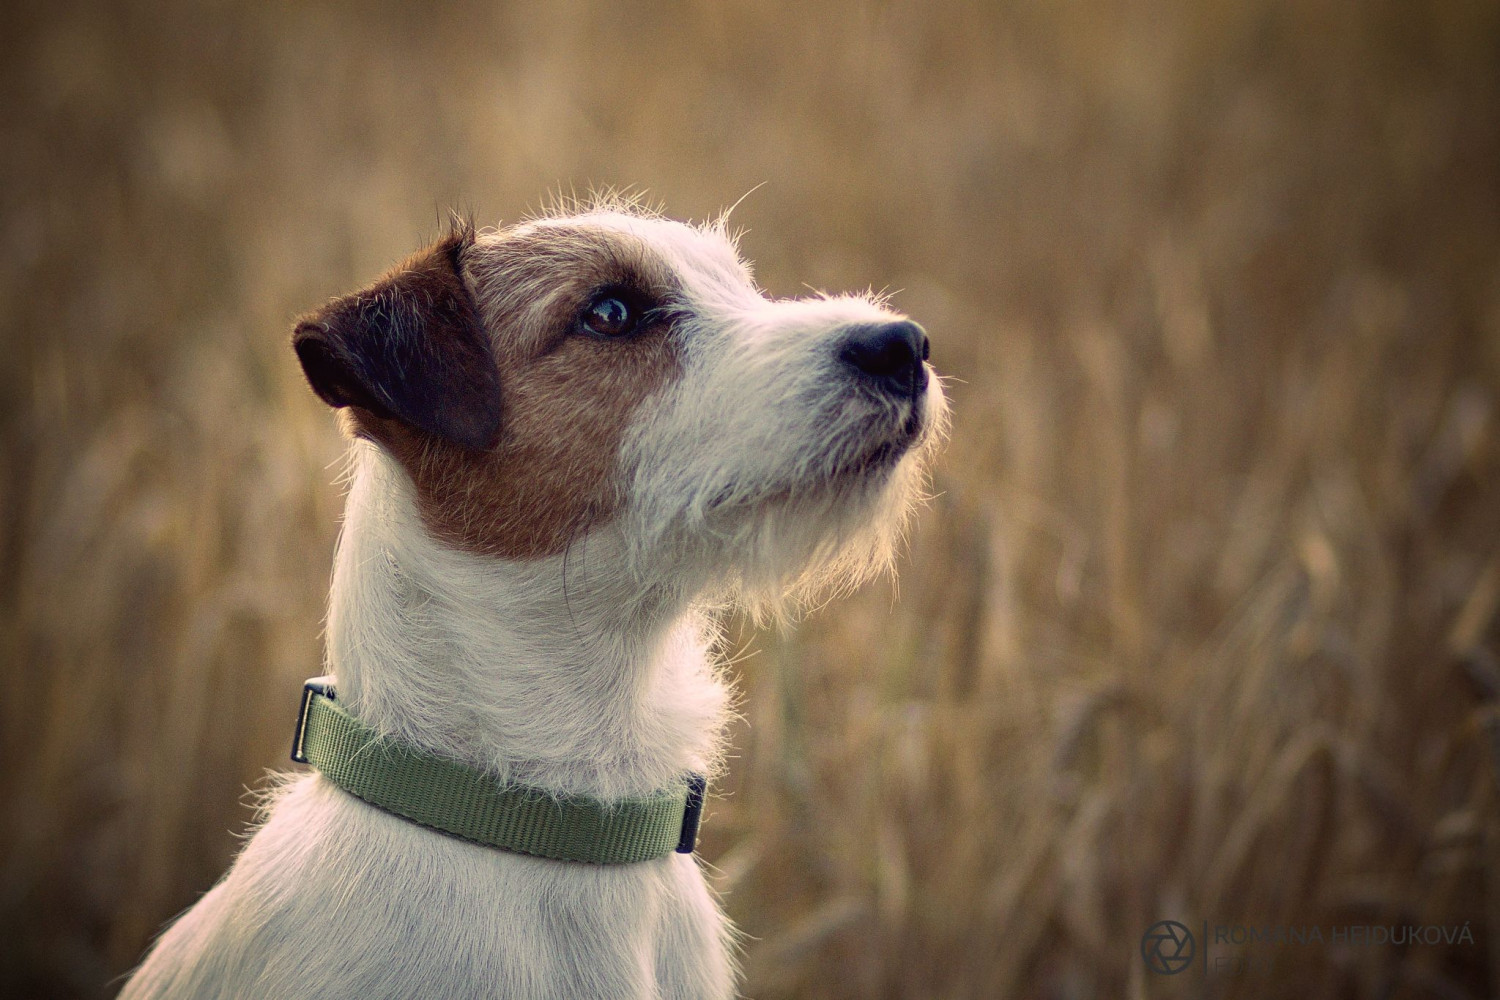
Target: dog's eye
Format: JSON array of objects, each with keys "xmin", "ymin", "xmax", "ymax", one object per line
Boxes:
[{"xmin": 581, "ymin": 295, "xmax": 635, "ymax": 338}]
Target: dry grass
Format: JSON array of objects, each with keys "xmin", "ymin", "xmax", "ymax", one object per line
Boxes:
[{"xmin": 3, "ymin": 1, "xmax": 1499, "ymax": 997}]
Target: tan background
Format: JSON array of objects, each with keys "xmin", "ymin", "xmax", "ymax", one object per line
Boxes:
[{"xmin": 3, "ymin": 1, "xmax": 1499, "ymax": 997}]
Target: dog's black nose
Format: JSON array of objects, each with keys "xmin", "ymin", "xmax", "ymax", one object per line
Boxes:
[{"xmin": 839, "ymin": 321, "xmax": 930, "ymax": 398}]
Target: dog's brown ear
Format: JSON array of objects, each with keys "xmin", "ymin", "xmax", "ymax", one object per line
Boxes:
[{"xmin": 293, "ymin": 228, "xmax": 503, "ymax": 451}]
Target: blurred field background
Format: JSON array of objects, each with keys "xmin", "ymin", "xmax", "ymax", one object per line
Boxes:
[{"xmin": 3, "ymin": 1, "xmax": 1500, "ymax": 997}]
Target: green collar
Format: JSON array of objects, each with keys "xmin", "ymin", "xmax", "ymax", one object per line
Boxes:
[{"xmin": 291, "ymin": 677, "xmax": 706, "ymax": 864}]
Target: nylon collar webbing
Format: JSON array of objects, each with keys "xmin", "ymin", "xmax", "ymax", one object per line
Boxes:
[{"xmin": 291, "ymin": 677, "xmax": 706, "ymax": 864}]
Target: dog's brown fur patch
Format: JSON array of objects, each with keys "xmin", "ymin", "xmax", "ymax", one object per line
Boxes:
[
  {"xmin": 295, "ymin": 230, "xmax": 504, "ymax": 452},
  {"xmin": 344, "ymin": 223, "xmax": 683, "ymax": 558}
]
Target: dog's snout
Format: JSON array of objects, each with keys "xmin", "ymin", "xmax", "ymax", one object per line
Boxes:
[{"xmin": 839, "ymin": 321, "xmax": 929, "ymax": 398}]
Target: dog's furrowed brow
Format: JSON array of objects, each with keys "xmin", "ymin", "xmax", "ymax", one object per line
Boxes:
[{"xmin": 467, "ymin": 227, "xmax": 685, "ymax": 351}]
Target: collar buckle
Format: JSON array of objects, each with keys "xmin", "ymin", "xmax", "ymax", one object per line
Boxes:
[
  {"xmin": 290, "ymin": 675, "xmax": 336, "ymax": 764},
  {"xmin": 675, "ymin": 773, "xmax": 707, "ymax": 853}
]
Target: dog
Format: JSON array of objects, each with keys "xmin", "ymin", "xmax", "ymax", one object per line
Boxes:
[{"xmin": 120, "ymin": 199, "xmax": 946, "ymax": 1000}]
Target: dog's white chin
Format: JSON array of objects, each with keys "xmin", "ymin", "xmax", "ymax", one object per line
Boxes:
[
  {"xmin": 628, "ymin": 393, "xmax": 947, "ymax": 623},
  {"xmin": 723, "ymin": 447, "xmax": 932, "ymax": 621}
]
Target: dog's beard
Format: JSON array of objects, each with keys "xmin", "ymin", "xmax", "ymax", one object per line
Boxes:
[
  {"xmin": 726, "ymin": 446, "xmax": 932, "ymax": 620},
  {"xmin": 624, "ymin": 390, "xmax": 948, "ymax": 622}
]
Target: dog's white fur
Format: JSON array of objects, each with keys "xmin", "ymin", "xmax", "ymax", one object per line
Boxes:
[{"xmin": 120, "ymin": 207, "xmax": 946, "ymax": 1000}]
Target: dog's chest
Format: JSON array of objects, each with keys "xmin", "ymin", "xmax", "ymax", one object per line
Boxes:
[{"xmin": 145, "ymin": 777, "xmax": 733, "ymax": 1000}]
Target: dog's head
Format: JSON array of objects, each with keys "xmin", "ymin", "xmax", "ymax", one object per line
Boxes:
[{"xmin": 294, "ymin": 204, "xmax": 947, "ymax": 612}]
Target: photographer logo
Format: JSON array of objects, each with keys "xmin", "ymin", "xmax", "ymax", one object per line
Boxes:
[{"xmin": 1142, "ymin": 920, "xmax": 1195, "ymax": 975}]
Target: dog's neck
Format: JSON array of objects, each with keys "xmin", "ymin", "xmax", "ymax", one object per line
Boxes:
[{"xmin": 324, "ymin": 442, "xmax": 729, "ymax": 801}]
